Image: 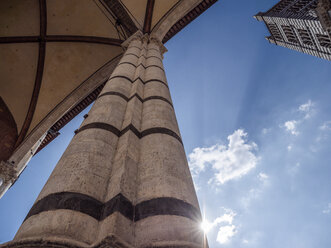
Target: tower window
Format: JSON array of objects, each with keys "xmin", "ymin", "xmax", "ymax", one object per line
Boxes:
[
  {"xmin": 272, "ymin": 0, "xmax": 293, "ymax": 13},
  {"xmin": 288, "ymin": 0, "xmax": 314, "ymax": 14},
  {"xmin": 316, "ymin": 34, "xmax": 331, "ymax": 48},
  {"xmin": 298, "ymin": 29, "xmax": 314, "ymax": 46},
  {"xmin": 268, "ymin": 24, "xmax": 283, "ymax": 40},
  {"xmin": 281, "ymin": 25, "xmax": 299, "ymax": 43}
]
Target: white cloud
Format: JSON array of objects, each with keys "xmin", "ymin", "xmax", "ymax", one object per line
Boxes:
[
  {"xmin": 280, "ymin": 100, "xmax": 315, "ymax": 137},
  {"xmin": 242, "ymin": 239, "xmax": 249, "ymax": 244},
  {"xmin": 213, "ymin": 208, "xmax": 236, "ymax": 225},
  {"xmin": 217, "ymin": 225, "xmax": 237, "ymax": 244},
  {"xmin": 258, "ymin": 172, "xmax": 269, "ymax": 186},
  {"xmin": 241, "ymin": 231, "xmax": 262, "ymax": 246},
  {"xmin": 203, "ymin": 208, "xmax": 238, "ymax": 244},
  {"xmin": 215, "ymin": 209, "xmax": 237, "ymax": 244},
  {"xmin": 287, "ymin": 144, "xmax": 293, "ymax": 151},
  {"xmin": 188, "ymin": 129, "xmax": 259, "ymax": 184},
  {"xmin": 322, "ymin": 203, "xmax": 331, "ymax": 214},
  {"xmin": 320, "ymin": 121, "xmax": 331, "ymax": 131},
  {"xmin": 283, "ymin": 120, "xmax": 299, "ymax": 135},
  {"xmin": 298, "ymin": 100, "xmax": 314, "ymax": 119},
  {"xmin": 258, "ymin": 172, "xmax": 268, "ymax": 180}
]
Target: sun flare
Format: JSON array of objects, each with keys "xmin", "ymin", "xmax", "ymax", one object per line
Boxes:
[{"xmin": 200, "ymin": 219, "xmax": 212, "ymax": 233}]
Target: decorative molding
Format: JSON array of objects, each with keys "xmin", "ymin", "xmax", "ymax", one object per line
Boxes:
[
  {"xmin": 161, "ymin": 0, "xmax": 218, "ymax": 43},
  {"xmin": 102, "ymin": 0, "xmax": 138, "ymax": 36},
  {"xmin": 35, "ymin": 82, "xmax": 105, "ymax": 154}
]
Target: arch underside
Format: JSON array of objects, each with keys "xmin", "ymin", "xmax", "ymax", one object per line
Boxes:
[{"xmin": 0, "ymin": 0, "xmax": 217, "ymax": 194}]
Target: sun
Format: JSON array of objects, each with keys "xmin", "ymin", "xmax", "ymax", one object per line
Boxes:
[{"xmin": 200, "ymin": 219, "xmax": 212, "ymax": 233}]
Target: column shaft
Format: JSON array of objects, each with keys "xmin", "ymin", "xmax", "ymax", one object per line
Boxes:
[{"xmin": 2, "ymin": 33, "xmax": 204, "ymax": 248}]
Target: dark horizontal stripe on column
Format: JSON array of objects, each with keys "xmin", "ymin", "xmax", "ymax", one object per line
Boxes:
[
  {"xmin": 144, "ymin": 78, "xmax": 168, "ymax": 88},
  {"xmin": 128, "ymin": 45, "xmax": 142, "ymax": 50},
  {"xmin": 144, "ymin": 64, "xmax": 164, "ymax": 71},
  {"xmin": 109, "ymin": 75, "xmax": 133, "ymax": 83},
  {"xmin": 118, "ymin": 62, "xmax": 164, "ymax": 72},
  {"xmin": 132, "ymin": 93, "xmax": 144, "ymax": 102},
  {"xmin": 76, "ymin": 122, "xmax": 121, "ymax": 136},
  {"xmin": 143, "ymin": 96, "xmax": 173, "ymax": 107},
  {"xmin": 98, "ymin": 91, "xmax": 129, "ymax": 101},
  {"xmin": 25, "ymin": 192, "xmax": 200, "ymax": 223},
  {"xmin": 102, "ymin": 193, "xmax": 134, "ymax": 220},
  {"xmin": 137, "ymin": 64, "xmax": 164, "ymax": 71},
  {"xmin": 108, "ymin": 75, "xmax": 168, "ymax": 89},
  {"xmin": 147, "ymin": 55, "xmax": 162, "ymax": 60},
  {"xmin": 98, "ymin": 92, "xmax": 172, "ymax": 108},
  {"xmin": 148, "ymin": 47, "xmax": 160, "ymax": 53},
  {"xmin": 25, "ymin": 192, "xmax": 103, "ymax": 221},
  {"xmin": 76, "ymin": 122, "xmax": 182, "ymax": 144},
  {"xmin": 141, "ymin": 127, "xmax": 182, "ymax": 145},
  {"xmin": 125, "ymin": 52, "xmax": 140, "ymax": 58},
  {"xmin": 118, "ymin": 61, "xmax": 136, "ymax": 68},
  {"xmin": 135, "ymin": 197, "xmax": 201, "ymax": 222},
  {"xmin": 125, "ymin": 53, "xmax": 162, "ymax": 62},
  {"xmin": 120, "ymin": 124, "xmax": 141, "ymax": 138}
]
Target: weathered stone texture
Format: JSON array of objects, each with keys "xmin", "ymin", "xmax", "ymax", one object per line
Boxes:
[{"xmin": 3, "ymin": 33, "xmax": 203, "ymax": 248}]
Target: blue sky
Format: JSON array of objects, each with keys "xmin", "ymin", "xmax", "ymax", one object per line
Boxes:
[{"xmin": 1, "ymin": 0, "xmax": 331, "ymax": 247}]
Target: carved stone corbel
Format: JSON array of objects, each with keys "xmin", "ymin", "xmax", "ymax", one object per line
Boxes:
[{"xmin": 0, "ymin": 160, "xmax": 17, "ymax": 185}]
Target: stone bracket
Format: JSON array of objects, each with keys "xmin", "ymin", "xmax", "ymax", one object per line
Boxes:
[{"xmin": 0, "ymin": 160, "xmax": 17, "ymax": 185}]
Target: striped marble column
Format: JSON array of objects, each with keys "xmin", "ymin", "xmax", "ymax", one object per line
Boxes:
[{"xmin": 2, "ymin": 32, "xmax": 204, "ymax": 248}]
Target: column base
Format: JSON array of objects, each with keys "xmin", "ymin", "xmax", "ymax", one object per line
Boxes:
[
  {"xmin": 1, "ymin": 236, "xmax": 202, "ymax": 248},
  {"xmin": 0, "ymin": 235, "xmax": 133, "ymax": 248}
]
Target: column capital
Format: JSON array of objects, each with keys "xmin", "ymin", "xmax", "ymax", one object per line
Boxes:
[
  {"xmin": 121, "ymin": 30, "xmax": 144, "ymax": 49},
  {"xmin": 149, "ymin": 36, "xmax": 168, "ymax": 55},
  {"xmin": 122, "ymin": 31, "xmax": 167, "ymax": 55}
]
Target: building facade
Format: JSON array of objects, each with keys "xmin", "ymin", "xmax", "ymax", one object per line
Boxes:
[{"xmin": 255, "ymin": 0, "xmax": 331, "ymax": 60}]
